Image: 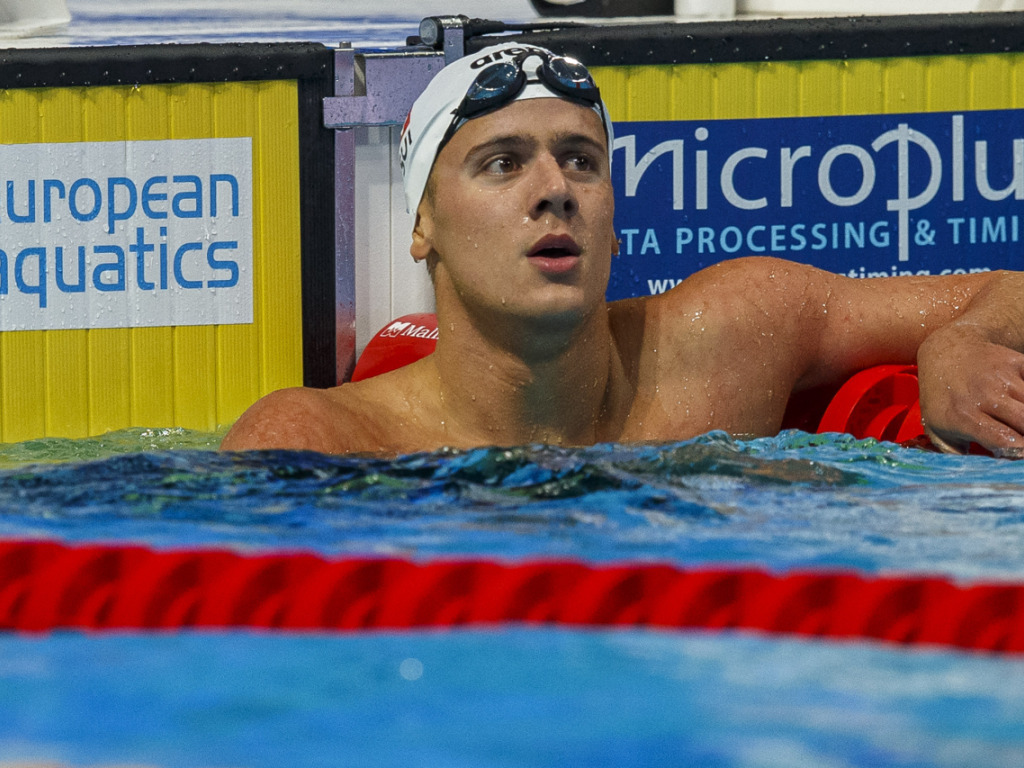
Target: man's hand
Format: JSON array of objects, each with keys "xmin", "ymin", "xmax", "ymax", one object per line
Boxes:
[{"xmin": 917, "ymin": 323, "xmax": 1024, "ymax": 457}]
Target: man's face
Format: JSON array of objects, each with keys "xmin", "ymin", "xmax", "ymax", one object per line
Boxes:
[{"xmin": 412, "ymin": 97, "xmax": 617, "ymax": 327}]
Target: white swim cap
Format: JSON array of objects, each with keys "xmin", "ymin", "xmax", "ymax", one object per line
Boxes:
[{"xmin": 399, "ymin": 42, "xmax": 613, "ymax": 215}]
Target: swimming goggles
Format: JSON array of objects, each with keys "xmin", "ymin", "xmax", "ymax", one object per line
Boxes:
[{"xmin": 436, "ymin": 50, "xmax": 605, "ymax": 155}]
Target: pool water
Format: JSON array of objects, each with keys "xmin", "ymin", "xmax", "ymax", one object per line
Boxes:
[
  {"xmin": 0, "ymin": 432, "xmax": 1022, "ymax": 766},
  {"xmin": 2, "ymin": 630, "xmax": 1023, "ymax": 768},
  {"xmin": 2, "ymin": 430, "xmax": 1023, "ymax": 579}
]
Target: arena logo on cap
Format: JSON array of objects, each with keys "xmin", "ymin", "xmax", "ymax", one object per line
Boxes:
[
  {"xmin": 0, "ymin": 137, "xmax": 253, "ymax": 331},
  {"xmin": 468, "ymin": 46, "xmax": 545, "ymax": 70}
]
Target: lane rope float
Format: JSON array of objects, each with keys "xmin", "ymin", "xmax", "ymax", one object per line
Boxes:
[{"xmin": 0, "ymin": 539, "xmax": 1021, "ymax": 653}]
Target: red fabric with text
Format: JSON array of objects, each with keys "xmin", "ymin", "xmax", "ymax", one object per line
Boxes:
[{"xmin": 350, "ymin": 313, "xmax": 439, "ymax": 382}]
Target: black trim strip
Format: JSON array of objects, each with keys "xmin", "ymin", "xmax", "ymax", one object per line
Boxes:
[
  {"xmin": 297, "ymin": 70, "xmax": 337, "ymax": 388},
  {"xmin": 470, "ymin": 12, "xmax": 1024, "ymax": 67},
  {"xmin": 0, "ymin": 42, "xmax": 332, "ymax": 89}
]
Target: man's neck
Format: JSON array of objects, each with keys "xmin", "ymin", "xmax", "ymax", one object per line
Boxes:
[{"xmin": 430, "ymin": 304, "xmax": 631, "ymax": 447}]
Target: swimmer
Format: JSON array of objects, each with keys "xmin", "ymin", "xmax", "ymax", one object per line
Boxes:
[{"xmin": 222, "ymin": 43, "xmax": 1024, "ymax": 457}]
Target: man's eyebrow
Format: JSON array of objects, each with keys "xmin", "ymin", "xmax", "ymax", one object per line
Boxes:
[
  {"xmin": 552, "ymin": 131, "xmax": 608, "ymax": 156},
  {"xmin": 462, "ymin": 130, "xmax": 607, "ymax": 164},
  {"xmin": 463, "ymin": 134, "xmax": 537, "ymax": 164}
]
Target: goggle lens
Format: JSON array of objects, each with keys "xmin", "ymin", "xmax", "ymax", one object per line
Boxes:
[
  {"xmin": 544, "ymin": 56, "xmax": 597, "ymax": 97},
  {"xmin": 461, "ymin": 61, "xmax": 523, "ymax": 118}
]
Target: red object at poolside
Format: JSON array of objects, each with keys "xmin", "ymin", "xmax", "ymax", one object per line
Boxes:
[
  {"xmin": 350, "ymin": 313, "xmax": 439, "ymax": 382},
  {"xmin": 816, "ymin": 364, "xmax": 926, "ymax": 443}
]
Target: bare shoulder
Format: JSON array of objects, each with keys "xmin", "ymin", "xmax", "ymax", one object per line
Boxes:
[
  {"xmin": 630, "ymin": 256, "xmax": 819, "ymax": 341},
  {"xmin": 221, "ymin": 358, "xmax": 442, "ymax": 454},
  {"xmin": 219, "ymin": 386, "xmax": 362, "ymax": 453},
  {"xmin": 656, "ymin": 256, "xmax": 828, "ymax": 310}
]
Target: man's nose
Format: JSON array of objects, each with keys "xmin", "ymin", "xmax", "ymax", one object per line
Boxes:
[{"xmin": 531, "ymin": 155, "xmax": 578, "ymax": 218}]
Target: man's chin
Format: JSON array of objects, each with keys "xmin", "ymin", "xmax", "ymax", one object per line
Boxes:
[{"xmin": 502, "ymin": 299, "xmax": 598, "ymax": 332}]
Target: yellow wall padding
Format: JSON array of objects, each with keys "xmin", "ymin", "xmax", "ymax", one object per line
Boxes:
[
  {"xmin": 594, "ymin": 53, "xmax": 1024, "ymax": 122},
  {"xmin": 0, "ymin": 80, "xmax": 303, "ymax": 441}
]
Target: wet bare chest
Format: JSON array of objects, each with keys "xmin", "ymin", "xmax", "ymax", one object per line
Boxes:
[{"xmin": 618, "ymin": 353, "xmax": 793, "ymax": 442}]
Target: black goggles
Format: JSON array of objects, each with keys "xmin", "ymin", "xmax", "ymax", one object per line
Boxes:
[{"xmin": 436, "ymin": 50, "xmax": 604, "ymax": 156}]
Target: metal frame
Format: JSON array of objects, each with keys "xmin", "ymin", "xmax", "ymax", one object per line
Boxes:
[{"xmin": 327, "ymin": 44, "xmax": 449, "ymax": 383}]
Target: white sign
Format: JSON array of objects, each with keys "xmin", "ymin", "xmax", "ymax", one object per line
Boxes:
[{"xmin": 0, "ymin": 137, "xmax": 253, "ymax": 331}]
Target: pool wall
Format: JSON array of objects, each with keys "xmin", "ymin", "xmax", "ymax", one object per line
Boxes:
[{"xmin": 0, "ymin": 43, "xmax": 336, "ymax": 441}]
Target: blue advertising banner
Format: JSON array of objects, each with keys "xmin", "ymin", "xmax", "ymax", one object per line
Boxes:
[{"xmin": 609, "ymin": 109, "xmax": 1024, "ymax": 300}]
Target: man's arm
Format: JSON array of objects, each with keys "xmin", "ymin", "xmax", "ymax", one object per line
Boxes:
[
  {"xmin": 781, "ymin": 259, "xmax": 1024, "ymax": 455},
  {"xmin": 673, "ymin": 257, "xmax": 1024, "ymax": 454}
]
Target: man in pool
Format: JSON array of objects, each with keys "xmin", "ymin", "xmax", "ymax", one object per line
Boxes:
[{"xmin": 222, "ymin": 43, "xmax": 1024, "ymax": 457}]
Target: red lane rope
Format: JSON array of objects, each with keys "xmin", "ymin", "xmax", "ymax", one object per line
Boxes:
[{"xmin": 2, "ymin": 539, "xmax": 1023, "ymax": 653}]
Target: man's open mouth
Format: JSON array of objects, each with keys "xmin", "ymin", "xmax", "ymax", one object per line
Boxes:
[{"xmin": 528, "ymin": 235, "xmax": 581, "ymax": 258}]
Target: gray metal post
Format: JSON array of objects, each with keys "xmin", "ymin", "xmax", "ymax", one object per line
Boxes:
[{"xmin": 333, "ymin": 45, "xmax": 358, "ymax": 384}]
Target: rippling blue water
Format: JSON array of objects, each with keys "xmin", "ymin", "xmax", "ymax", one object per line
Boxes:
[
  {"xmin": 2, "ymin": 432, "xmax": 1024, "ymax": 766},
  {"xmin": 1, "ymin": 431, "xmax": 1022, "ymax": 580}
]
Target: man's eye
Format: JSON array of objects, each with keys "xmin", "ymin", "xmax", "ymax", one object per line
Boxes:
[
  {"xmin": 567, "ymin": 154, "xmax": 594, "ymax": 172},
  {"xmin": 484, "ymin": 157, "xmax": 518, "ymax": 174}
]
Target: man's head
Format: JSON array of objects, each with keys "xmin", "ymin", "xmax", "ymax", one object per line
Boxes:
[
  {"xmin": 401, "ymin": 44, "xmax": 618, "ymax": 334},
  {"xmin": 400, "ymin": 43, "xmax": 614, "ymax": 217}
]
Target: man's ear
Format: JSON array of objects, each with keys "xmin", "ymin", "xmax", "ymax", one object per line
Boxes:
[{"xmin": 410, "ymin": 206, "xmax": 434, "ymax": 262}]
